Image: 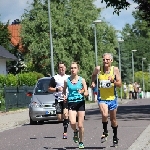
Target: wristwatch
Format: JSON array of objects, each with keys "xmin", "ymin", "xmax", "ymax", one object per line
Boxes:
[{"xmin": 56, "ymin": 88, "xmax": 58, "ymax": 92}]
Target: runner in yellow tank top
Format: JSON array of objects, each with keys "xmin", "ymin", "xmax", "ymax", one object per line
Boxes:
[
  {"xmin": 91, "ymin": 53, "xmax": 122, "ymax": 147},
  {"xmin": 98, "ymin": 66, "xmax": 116, "ymax": 100}
]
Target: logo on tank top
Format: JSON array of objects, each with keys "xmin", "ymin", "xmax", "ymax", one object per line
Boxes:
[{"xmin": 99, "ymin": 80, "xmax": 112, "ymax": 88}]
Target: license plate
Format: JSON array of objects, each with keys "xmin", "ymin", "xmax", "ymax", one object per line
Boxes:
[{"xmin": 45, "ymin": 111, "xmax": 56, "ymax": 115}]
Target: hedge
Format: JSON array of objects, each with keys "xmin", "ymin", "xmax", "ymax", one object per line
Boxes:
[{"xmin": 0, "ymin": 72, "xmax": 44, "ymax": 87}]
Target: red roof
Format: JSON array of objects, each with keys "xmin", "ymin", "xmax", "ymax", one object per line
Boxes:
[{"xmin": 8, "ymin": 24, "xmax": 25, "ymax": 53}]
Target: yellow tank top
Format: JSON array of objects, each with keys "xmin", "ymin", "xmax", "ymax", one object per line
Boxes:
[
  {"xmin": 128, "ymin": 84, "xmax": 133, "ymax": 91},
  {"xmin": 98, "ymin": 66, "xmax": 116, "ymax": 100}
]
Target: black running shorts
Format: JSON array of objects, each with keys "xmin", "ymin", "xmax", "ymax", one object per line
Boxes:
[{"xmin": 68, "ymin": 101, "xmax": 85, "ymax": 111}]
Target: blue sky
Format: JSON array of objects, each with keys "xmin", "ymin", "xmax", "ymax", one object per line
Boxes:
[{"xmin": 0, "ymin": 0, "xmax": 138, "ymax": 31}]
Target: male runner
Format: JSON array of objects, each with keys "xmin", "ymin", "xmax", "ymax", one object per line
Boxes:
[
  {"xmin": 49, "ymin": 62, "xmax": 70, "ymax": 139},
  {"xmin": 91, "ymin": 53, "xmax": 122, "ymax": 146}
]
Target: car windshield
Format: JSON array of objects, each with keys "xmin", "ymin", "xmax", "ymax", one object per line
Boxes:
[{"xmin": 34, "ymin": 78, "xmax": 52, "ymax": 95}]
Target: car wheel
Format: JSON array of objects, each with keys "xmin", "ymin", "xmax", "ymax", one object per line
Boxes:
[{"xmin": 30, "ymin": 117, "xmax": 37, "ymax": 125}]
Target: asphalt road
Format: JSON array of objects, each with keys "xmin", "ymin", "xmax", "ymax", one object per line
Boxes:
[{"xmin": 0, "ymin": 98, "xmax": 150, "ymax": 150}]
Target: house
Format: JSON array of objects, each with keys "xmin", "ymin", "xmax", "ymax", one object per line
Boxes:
[
  {"xmin": 8, "ymin": 19, "xmax": 25, "ymax": 53},
  {"xmin": 0, "ymin": 45, "xmax": 17, "ymax": 75}
]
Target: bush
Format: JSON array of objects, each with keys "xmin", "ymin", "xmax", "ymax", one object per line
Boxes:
[
  {"xmin": 5, "ymin": 74, "xmax": 18, "ymax": 86},
  {"xmin": 0, "ymin": 74, "xmax": 6, "ymax": 86},
  {"xmin": 18, "ymin": 72, "xmax": 44, "ymax": 86},
  {"xmin": 0, "ymin": 72, "xmax": 44, "ymax": 87},
  {"xmin": 135, "ymin": 71, "xmax": 150, "ymax": 92}
]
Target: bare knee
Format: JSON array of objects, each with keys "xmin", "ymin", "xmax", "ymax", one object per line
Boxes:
[
  {"xmin": 57, "ymin": 114, "xmax": 63, "ymax": 121},
  {"xmin": 99, "ymin": 104, "xmax": 108, "ymax": 119},
  {"xmin": 101, "ymin": 111, "xmax": 108, "ymax": 119},
  {"xmin": 78, "ymin": 123, "xmax": 83, "ymax": 129},
  {"xmin": 110, "ymin": 117, "xmax": 117, "ymax": 125},
  {"xmin": 63, "ymin": 113, "xmax": 68, "ymax": 119},
  {"xmin": 70, "ymin": 121, "xmax": 76, "ymax": 125}
]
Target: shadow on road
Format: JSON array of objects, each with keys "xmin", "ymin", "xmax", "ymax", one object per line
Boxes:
[
  {"xmin": 51, "ymin": 146, "xmax": 105, "ymax": 149},
  {"xmin": 86, "ymin": 104, "xmax": 150, "ymax": 121},
  {"xmin": 22, "ymin": 120, "xmax": 63, "ymax": 126}
]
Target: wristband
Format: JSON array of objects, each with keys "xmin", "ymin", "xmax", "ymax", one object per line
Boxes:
[
  {"xmin": 56, "ymin": 88, "xmax": 58, "ymax": 92},
  {"xmin": 111, "ymin": 80, "xmax": 114, "ymax": 83}
]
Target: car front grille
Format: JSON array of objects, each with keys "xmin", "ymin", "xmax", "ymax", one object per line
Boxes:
[{"xmin": 42, "ymin": 104, "xmax": 55, "ymax": 108}]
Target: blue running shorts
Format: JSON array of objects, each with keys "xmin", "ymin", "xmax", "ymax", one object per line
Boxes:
[{"xmin": 98, "ymin": 98, "xmax": 118, "ymax": 110}]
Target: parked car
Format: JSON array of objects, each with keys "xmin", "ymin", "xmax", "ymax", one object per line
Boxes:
[{"xmin": 27, "ymin": 77, "xmax": 57, "ymax": 125}]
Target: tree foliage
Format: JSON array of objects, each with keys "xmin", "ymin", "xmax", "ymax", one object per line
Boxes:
[
  {"xmin": 102, "ymin": 0, "xmax": 150, "ymax": 25},
  {"xmin": 0, "ymin": 20, "xmax": 10, "ymax": 49},
  {"xmin": 21, "ymin": 0, "xmax": 117, "ymax": 83},
  {"xmin": 120, "ymin": 10, "xmax": 150, "ymax": 83}
]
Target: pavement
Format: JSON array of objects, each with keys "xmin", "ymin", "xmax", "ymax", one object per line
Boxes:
[
  {"xmin": 0, "ymin": 98, "xmax": 150, "ymax": 149},
  {"xmin": 0, "ymin": 98, "xmax": 130, "ymax": 132}
]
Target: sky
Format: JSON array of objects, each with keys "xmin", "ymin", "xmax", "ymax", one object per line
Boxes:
[{"xmin": 0, "ymin": 0, "xmax": 138, "ymax": 31}]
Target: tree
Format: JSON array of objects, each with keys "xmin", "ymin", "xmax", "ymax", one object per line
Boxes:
[
  {"xmin": 120, "ymin": 10, "xmax": 150, "ymax": 83},
  {"xmin": 0, "ymin": 20, "xmax": 10, "ymax": 49},
  {"xmin": 21, "ymin": 0, "xmax": 118, "ymax": 83},
  {"xmin": 101, "ymin": 0, "xmax": 150, "ymax": 25}
]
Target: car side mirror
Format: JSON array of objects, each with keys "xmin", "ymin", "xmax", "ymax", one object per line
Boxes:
[{"xmin": 26, "ymin": 92, "xmax": 33, "ymax": 97}]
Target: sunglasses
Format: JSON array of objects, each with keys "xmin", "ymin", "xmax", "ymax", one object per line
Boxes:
[{"xmin": 103, "ymin": 58, "xmax": 111, "ymax": 61}]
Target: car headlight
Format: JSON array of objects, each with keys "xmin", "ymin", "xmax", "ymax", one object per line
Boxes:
[{"xmin": 30, "ymin": 101, "xmax": 43, "ymax": 108}]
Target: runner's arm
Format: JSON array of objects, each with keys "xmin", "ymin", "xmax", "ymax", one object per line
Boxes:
[
  {"xmin": 63, "ymin": 80, "xmax": 67, "ymax": 96},
  {"xmin": 114, "ymin": 67, "xmax": 122, "ymax": 87},
  {"xmin": 82, "ymin": 78, "xmax": 88, "ymax": 96},
  {"xmin": 48, "ymin": 77, "xmax": 57, "ymax": 92},
  {"xmin": 91, "ymin": 66, "xmax": 100, "ymax": 83}
]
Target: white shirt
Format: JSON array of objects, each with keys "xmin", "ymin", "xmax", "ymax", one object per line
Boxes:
[{"xmin": 53, "ymin": 74, "xmax": 70, "ymax": 100}]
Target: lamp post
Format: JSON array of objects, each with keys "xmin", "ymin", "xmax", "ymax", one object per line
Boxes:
[
  {"xmin": 132, "ymin": 50, "xmax": 137, "ymax": 83},
  {"xmin": 93, "ymin": 19, "xmax": 102, "ymax": 97},
  {"xmin": 93, "ymin": 19, "xmax": 102, "ymax": 66},
  {"xmin": 149, "ymin": 64, "xmax": 150, "ymax": 81},
  {"xmin": 142, "ymin": 58, "xmax": 146, "ymax": 98},
  {"xmin": 118, "ymin": 38, "xmax": 124, "ymax": 100},
  {"xmin": 48, "ymin": 0, "xmax": 54, "ymax": 76}
]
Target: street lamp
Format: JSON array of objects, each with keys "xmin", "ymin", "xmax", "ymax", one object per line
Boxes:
[
  {"xmin": 93, "ymin": 19, "xmax": 102, "ymax": 97},
  {"xmin": 149, "ymin": 64, "xmax": 150, "ymax": 79},
  {"xmin": 132, "ymin": 50, "xmax": 137, "ymax": 83},
  {"xmin": 142, "ymin": 58, "xmax": 146, "ymax": 98},
  {"xmin": 48, "ymin": 0, "xmax": 54, "ymax": 76},
  {"xmin": 118, "ymin": 37, "xmax": 124, "ymax": 100},
  {"xmin": 148, "ymin": 64, "xmax": 150, "ymax": 91},
  {"xmin": 93, "ymin": 19, "xmax": 102, "ymax": 66}
]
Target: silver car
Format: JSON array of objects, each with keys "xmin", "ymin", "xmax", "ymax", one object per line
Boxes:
[{"xmin": 28, "ymin": 77, "xmax": 57, "ymax": 125}]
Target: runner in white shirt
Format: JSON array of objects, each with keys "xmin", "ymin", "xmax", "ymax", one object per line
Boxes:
[{"xmin": 49, "ymin": 62, "xmax": 70, "ymax": 139}]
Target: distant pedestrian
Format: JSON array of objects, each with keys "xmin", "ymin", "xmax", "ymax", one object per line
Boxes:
[
  {"xmin": 133, "ymin": 82, "xmax": 138, "ymax": 100},
  {"xmin": 128, "ymin": 82, "xmax": 134, "ymax": 99},
  {"xmin": 123, "ymin": 82, "xmax": 127, "ymax": 99}
]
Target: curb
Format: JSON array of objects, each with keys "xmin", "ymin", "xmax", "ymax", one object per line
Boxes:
[
  {"xmin": 127, "ymin": 123, "xmax": 150, "ymax": 150},
  {"xmin": 0, "ymin": 119, "xmax": 29, "ymax": 133}
]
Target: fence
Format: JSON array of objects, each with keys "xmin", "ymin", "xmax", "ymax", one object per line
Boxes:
[{"xmin": 4, "ymin": 86, "xmax": 34, "ymax": 111}]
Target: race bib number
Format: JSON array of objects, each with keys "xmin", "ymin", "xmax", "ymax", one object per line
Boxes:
[{"xmin": 99, "ymin": 80, "xmax": 112, "ymax": 88}]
